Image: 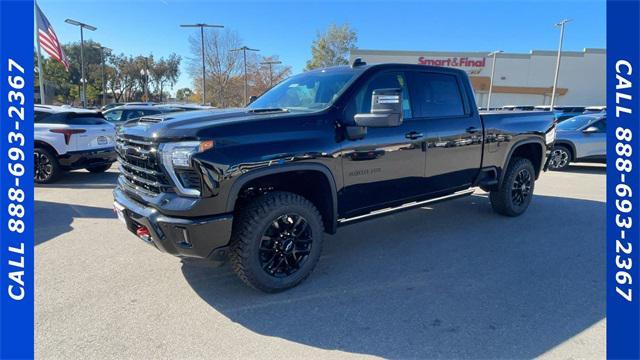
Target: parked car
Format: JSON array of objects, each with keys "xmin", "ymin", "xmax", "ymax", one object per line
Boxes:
[
  {"xmin": 583, "ymin": 105, "xmax": 606, "ymax": 114},
  {"xmin": 103, "ymin": 105, "xmax": 182, "ymax": 126},
  {"xmin": 113, "ymin": 62, "xmax": 555, "ymax": 292},
  {"xmin": 549, "ymin": 113, "xmax": 606, "ymax": 170},
  {"xmin": 100, "ymin": 102, "xmax": 124, "ymax": 112},
  {"xmin": 534, "ymin": 105, "xmax": 586, "ymax": 122},
  {"xmin": 124, "ymin": 101, "xmax": 156, "ymax": 106},
  {"xmin": 156, "ymin": 103, "xmax": 216, "ymax": 111},
  {"xmin": 500, "ymin": 105, "xmax": 535, "ymax": 111},
  {"xmin": 34, "ymin": 105, "xmax": 117, "ymax": 183}
]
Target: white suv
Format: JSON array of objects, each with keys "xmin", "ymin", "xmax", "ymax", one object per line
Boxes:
[{"xmin": 35, "ymin": 105, "xmax": 117, "ymax": 183}]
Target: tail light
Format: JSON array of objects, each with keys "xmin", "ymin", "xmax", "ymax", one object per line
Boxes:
[{"xmin": 50, "ymin": 128, "xmax": 86, "ymax": 145}]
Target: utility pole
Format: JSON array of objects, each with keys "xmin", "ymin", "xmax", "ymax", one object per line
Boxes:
[
  {"xmin": 232, "ymin": 46, "xmax": 260, "ymax": 105},
  {"xmin": 260, "ymin": 60, "xmax": 282, "ymax": 87},
  {"xmin": 180, "ymin": 23, "xmax": 224, "ymax": 105},
  {"xmin": 65, "ymin": 18, "xmax": 96, "ymax": 108},
  {"xmin": 486, "ymin": 50, "xmax": 503, "ymax": 110},
  {"xmin": 93, "ymin": 45, "xmax": 111, "ymax": 106},
  {"xmin": 550, "ymin": 19, "xmax": 571, "ymax": 109}
]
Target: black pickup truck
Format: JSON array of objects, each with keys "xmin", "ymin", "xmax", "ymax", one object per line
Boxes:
[{"xmin": 113, "ymin": 61, "xmax": 556, "ymax": 292}]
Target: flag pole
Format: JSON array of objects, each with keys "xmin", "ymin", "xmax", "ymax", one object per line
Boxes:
[{"xmin": 34, "ymin": 1, "xmax": 46, "ymax": 104}]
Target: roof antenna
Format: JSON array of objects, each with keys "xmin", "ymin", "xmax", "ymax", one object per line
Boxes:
[{"xmin": 351, "ymin": 58, "xmax": 366, "ymax": 68}]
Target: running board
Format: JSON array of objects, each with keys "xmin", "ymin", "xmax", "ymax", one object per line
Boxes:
[{"xmin": 337, "ymin": 188, "xmax": 476, "ymax": 225}]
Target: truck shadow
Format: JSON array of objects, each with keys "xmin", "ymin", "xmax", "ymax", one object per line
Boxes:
[
  {"xmin": 35, "ymin": 200, "xmax": 116, "ymax": 245},
  {"xmin": 180, "ymin": 193, "xmax": 604, "ymax": 359},
  {"xmin": 563, "ymin": 163, "xmax": 606, "ymax": 175}
]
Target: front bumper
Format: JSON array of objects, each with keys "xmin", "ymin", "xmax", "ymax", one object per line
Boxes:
[
  {"xmin": 113, "ymin": 187, "xmax": 233, "ymax": 261},
  {"xmin": 59, "ymin": 147, "xmax": 117, "ymax": 169}
]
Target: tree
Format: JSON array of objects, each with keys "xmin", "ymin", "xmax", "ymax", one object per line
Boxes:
[
  {"xmin": 189, "ymin": 28, "xmax": 243, "ymax": 107},
  {"xmin": 176, "ymin": 88, "xmax": 193, "ymax": 101},
  {"xmin": 305, "ymin": 23, "xmax": 357, "ymax": 70},
  {"xmin": 246, "ymin": 55, "xmax": 292, "ymax": 97},
  {"xmin": 187, "ymin": 28, "xmax": 292, "ymax": 107},
  {"xmin": 149, "ymin": 53, "xmax": 181, "ymax": 102}
]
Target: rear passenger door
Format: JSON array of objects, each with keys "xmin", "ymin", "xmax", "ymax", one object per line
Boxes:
[{"xmin": 407, "ymin": 70, "xmax": 483, "ymax": 193}]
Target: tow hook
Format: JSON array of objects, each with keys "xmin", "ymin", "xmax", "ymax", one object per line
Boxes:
[{"xmin": 136, "ymin": 226, "xmax": 151, "ymax": 242}]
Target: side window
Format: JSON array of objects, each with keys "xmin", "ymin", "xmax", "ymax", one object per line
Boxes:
[
  {"xmin": 104, "ymin": 110, "xmax": 124, "ymax": 122},
  {"xmin": 409, "ymin": 72, "xmax": 465, "ymax": 118},
  {"xmin": 346, "ymin": 72, "xmax": 412, "ymax": 122},
  {"xmin": 35, "ymin": 111, "xmax": 50, "ymax": 123},
  {"xmin": 141, "ymin": 109, "xmax": 161, "ymax": 116},
  {"xmin": 126, "ymin": 110, "xmax": 144, "ymax": 120},
  {"xmin": 592, "ymin": 118, "xmax": 606, "ymax": 132}
]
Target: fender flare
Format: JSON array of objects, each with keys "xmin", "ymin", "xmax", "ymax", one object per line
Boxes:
[
  {"xmin": 225, "ymin": 163, "xmax": 339, "ymax": 233},
  {"xmin": 499, "ymin": 138, "xmax": 546, "ymax": 187}
]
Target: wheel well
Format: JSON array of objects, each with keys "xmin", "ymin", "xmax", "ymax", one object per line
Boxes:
[
  {"xmin": 510, "ymin": 142, "xmax": 543, "ymax": 177},
  {"xmin": 35, "ymin": 141, "xmax": 59, "ymax": 156},
  {"xmin": 554, "ymin": 141, "xmax": 575, "ymax": 160},
  {"xmin": 233, "ymin": 170, "xmax": 336, "ymax": 234}
]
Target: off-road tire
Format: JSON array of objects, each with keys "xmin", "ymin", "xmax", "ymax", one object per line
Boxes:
[
  {"xmin": 86, "ymin": 164, "xmax": 112, "ymax": 173},
  {"xmin": 229, "ymin": 191, "xmax": 324, "ymax": 292},
  {"xmin": 490, "ymin": 157, "xmax": 535, "ymax": 217},
  {"xmin": 34, "ymin": 147, "xmax": 61, "ymax": 184}
]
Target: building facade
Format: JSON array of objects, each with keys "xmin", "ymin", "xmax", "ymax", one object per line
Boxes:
[{"xmin": 350, "ymin": 48, "xmax": 605, "ymax": 108}]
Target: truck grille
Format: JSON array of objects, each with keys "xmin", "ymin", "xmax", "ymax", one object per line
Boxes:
[{"xmin": 116, "ymin": 136, "xmax": 173, "ymax": 196}]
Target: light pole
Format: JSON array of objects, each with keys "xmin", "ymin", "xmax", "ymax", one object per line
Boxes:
[
  {"xmin": 65, "ymin": 18, "xmax": 96, "ymax": 108},
  {"xmin": 550, "ymin": 19, "xmax": 571, "ymax": 109},
  {"xmin": 232, "ymin": 46, "xmax": 260, "ymax": 105},
  {"xmin": 180, "ymin": 23, "xmax": 224, "ymax": 105},
  {"xmin": 260, "ymin": 60, "xmax": 282, "ymax": 87},
  {"xmin": 486, "ymin": 50, "xmax": 503, "ymax": 110},
  {"xmin": 93, "ymin": 45, "xmax": 111, "ymax": 106}
]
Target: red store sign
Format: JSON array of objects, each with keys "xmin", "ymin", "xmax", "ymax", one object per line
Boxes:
[{"xmin": 418, "ymin": 56, "xmax": 486, "ymax": 73}]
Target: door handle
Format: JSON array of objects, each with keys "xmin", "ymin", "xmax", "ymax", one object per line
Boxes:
[
  {"xmin": 405, "ymin": 131, "xmax": 424, "ymax": 140},
  {"xmin": 466, "ymin": 126, "xmax": 480, "ymax": 134}
]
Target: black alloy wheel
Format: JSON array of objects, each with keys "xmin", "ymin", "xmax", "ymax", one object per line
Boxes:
[
  {"xmin": 34, "ymin": 148, "xmax": 60, "ymax": 184},
  {"xmin": 511, "ymin": 168, "xmax": 532, "ymax": 208},
  {"xmin": 259, "ymin": 214, "xmax": 313, "ymax": 278}
]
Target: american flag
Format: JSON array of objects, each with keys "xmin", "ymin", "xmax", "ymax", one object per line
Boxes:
[{"xmin": 36, "ymin": 4, "xmax": 69, "ymax": 71}]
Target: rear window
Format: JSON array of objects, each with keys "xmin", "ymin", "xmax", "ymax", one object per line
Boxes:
[
  {"xmin": 409, "ymin": 72, "xmax": 465, "ymax": 117},
  {"xmin": 35, "ymin": 110, "xmax": 51, "ymax": 123},
  {"xmin": 65, "ymin": 113, "xmax": 109, "ymax": 125},
  {"xmin": 36, "ymin": 112, "xmax": 107, "ymax": 125}
]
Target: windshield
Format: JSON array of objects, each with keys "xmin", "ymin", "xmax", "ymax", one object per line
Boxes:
[
  {"xmin": 557, "ymin": 115, "xmax": 597, "ymax": 130},
  {"xmin": 248, "ymin": 69, "xmax": 357, "ymax": 112}
]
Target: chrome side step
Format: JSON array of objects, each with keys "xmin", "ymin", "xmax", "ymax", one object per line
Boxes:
[{"xmin": 337, "ymin": 188, "xmax": 476, "ymax": 225}]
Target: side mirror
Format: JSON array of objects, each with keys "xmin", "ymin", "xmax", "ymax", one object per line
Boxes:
[
  {"xmin": 354, "ymin": 88, "xmax": 403, "ymax": 128},
  {"xmin": 582, "ymin": 126, "xmax": 600, "ymax": 134},
  {"xmin": 247, "ymin": 95, "xmax": 258, "ymax": 105}
]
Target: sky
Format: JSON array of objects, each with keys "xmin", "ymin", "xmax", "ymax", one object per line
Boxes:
[{"xmin": 38, "ymin": 0, "xmax": 606, "ymax": 94}]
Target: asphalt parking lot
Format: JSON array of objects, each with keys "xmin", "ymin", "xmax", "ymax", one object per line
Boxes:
[{"xmin": 35, "ymin": 164, "xmax": 605, "ymax": 359}]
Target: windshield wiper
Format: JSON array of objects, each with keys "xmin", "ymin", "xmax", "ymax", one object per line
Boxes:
[{"xmin": 246, "ymin": 107, "xmax": 290, "ymax": 113}]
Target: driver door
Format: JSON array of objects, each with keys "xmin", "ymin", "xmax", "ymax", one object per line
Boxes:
[{"xmin": 339, "ymin": 71, "xmax": 429, "ymax": 217}]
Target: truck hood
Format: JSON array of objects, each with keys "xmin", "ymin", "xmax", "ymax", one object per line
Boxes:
[{"xmin": 117, "ymin": 108, "xmax": 296, "ymax": 140}]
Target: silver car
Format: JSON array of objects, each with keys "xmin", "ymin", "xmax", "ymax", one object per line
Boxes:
[{"xmin": 549, "ymin": 114, "xmax": 606, "ymax": 170}]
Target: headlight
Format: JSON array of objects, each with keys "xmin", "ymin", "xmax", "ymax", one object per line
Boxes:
[
  {"xmin": 545, "ymin": 126, "xmax": 556, "ymax": 144},
  {"xmin": 159, "ymin": 140, "xmax": 214, "ymax": 196}
]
